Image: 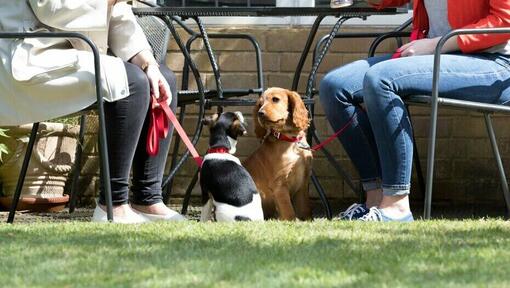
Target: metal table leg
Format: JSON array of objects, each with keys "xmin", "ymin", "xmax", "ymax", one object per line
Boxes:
[{"xmin": 294, "ymin": 16, "xmax": 360, "ymax": 217}]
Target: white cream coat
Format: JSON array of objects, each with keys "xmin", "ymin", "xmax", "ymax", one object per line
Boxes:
[{"xmin": 0, "ymin": 0, "xmax": 152, "ymax": 126}]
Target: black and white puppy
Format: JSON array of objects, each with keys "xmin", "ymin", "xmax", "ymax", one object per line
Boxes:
[{"xmin": 200, "ymin": 111, "xmax": 264, "ymax": 222}]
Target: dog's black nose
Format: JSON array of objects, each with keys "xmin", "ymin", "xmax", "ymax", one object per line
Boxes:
[{"xmin": 258, "ymin": 111, "xmax": 265, "ymax": 117}]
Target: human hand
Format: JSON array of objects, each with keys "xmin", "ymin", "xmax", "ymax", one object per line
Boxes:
[
  {"xmin": 398, "ymin": 37, "xmax": 440, "ymax": 57},
  {"xmin": 145, "ymin": 64, "xmax": 172, "ymax": 107}
]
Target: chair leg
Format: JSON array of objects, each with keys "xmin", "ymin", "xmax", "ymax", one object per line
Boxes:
[
  {"xmin": 69, "ymin": 115, "xmax": 86, "ymax": 213},
  {"xmin": 7, "ymin": 123, "xmax": 39, "ymax": 223},
  {"xmin": 311, "ymin": 170, "xmax": 333, "ymax": 220},
  {"xmin": 163, "ymin": 105, "xmax": 186, "ymax": 204},
  {"xmin": 97, "ymin": 105, "xmax": 113, "ymax": 222},
  {"xmin": 484, "ymin": 113, "xmax": 510, "ymax": 217},
  {"xmin": 181, "ymin": 168, "xmax": 199, "ymax": 215},
  {"xmin": 424, "ymin": 104, "xmax": 440, "ymax": 220}
]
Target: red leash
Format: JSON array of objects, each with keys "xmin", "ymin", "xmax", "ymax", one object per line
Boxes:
[
  {"xmin": 270, "ymin": 113, "xmax": 356, "ymax": 152},
  {"xmin": 147, "ymin": 94, "xmax": 203, "ymax": 167},
  {"xmin": 310, "ymin": 113, "xmax": 355, "ymax": 152},
  {"xmin": 147, "ymin": 88, "xmax": 356, "ymax": 167}
]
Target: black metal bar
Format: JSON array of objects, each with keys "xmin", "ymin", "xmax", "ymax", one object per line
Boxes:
[
  {"xmin": 192, "ymin": 16, "xmax": 224, "ymax": 100},
  {"xmin": 367, "ymin": 31, "xmax": 410, "ymax": 57},
  {"xmin": 7, "ymin": 123, "xmax": 39, "ymax": 223},
  {"xmin": 160, "ymin": 15, "xmax": 206, "ymax": 188},
  {"xmin": 0, "ymin": 32, "xmax": 111, "ymax": 222},
  {"xmin": 69, "ymin": 114, "xmax": 87, "ymax": 213},
  {"xmin": 137, "ymin": 5, "xmax": 206, "ymax": 192},
  {"xmin": 311, "ymin": 130, "xmax": 358, "ymax": 193},
  {"xmin": 184, "ymin": 33, "xmax": 265, "ymax": 92},
  {"xmin": 181, "ymin": 168, "xmax": 200, "ymax": 215},
  {"xmin": 311, "ymin": 171, "xmax": 333, "ymax": 220},
  {"xmin": 292, "ymin": 15, "xmax": 325, "ymax": 91},
  {"xmin": 133, "ymin": 7, "xmax": 406, "ymax": 17},
  {"xmin": 306, "ymin": 16, "xmax": 351, "ymax": 100},
  {"xmin": 163, "ymin": 105, "xmax": 186, "ymax": 204}
]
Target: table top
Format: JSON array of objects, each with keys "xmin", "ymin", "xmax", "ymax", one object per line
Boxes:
[{"xmin": 133, "ymin": 6, "xmax": 407, "ymax": 17}]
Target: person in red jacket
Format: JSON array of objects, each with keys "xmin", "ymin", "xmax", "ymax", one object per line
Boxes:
[{"xmin": 320, "ymin": 0, "xmax": 510, "ymax": 221}]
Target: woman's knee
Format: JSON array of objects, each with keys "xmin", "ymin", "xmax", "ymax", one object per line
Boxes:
[
  {"xmin": 125, "ymin": 62, "xmax": 150, "ymax": 104},
  {"xmin": 362, "ymin": 63, "xmax": 392, "ymax": 109},
  {"xmin": 363, "ymin": 62, "xmax": 410, "ymax": 117},
  {"xmin": 319, "ymin": 70, "xmax": 352, "ymax": 111},
  {"xmin": 319, "ymin": 60, "xmax": 373, "ymax": 108}
]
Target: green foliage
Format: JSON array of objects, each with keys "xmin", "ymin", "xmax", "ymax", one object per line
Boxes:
[
  {"xmin": 52, "ymin": 116, "xmax": 81, "ymax": 126},
  {"xmin": 0, "ymin": 220, "xmax": 509, "ymax": 287},
  {"xmin": 0, "ymin": 128, "xmax": 9, "ymax": 163}
]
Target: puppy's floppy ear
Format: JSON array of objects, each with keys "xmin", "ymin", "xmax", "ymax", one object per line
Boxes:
[
  {"xmin": 287, "ymin": 90, "xmax": 310, "ymax": 131},
  {"xmin": 253, "ymin": 96, "xmax": 267, "ymax": 139},
  {"xmin": 233, "ymin": 111, "xmax": 248, "ymax": 136},
  {"xmin": 202, "ymin": 113, "xmax": 219, "ymax": 126}
]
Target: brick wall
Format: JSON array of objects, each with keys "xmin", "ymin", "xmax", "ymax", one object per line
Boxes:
[{"xmin": 75, "ymin": 25, "xmax": 510, "ymax": 209}]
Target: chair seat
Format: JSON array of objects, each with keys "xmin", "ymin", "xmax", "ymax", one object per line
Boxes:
[
  {"xmin": 406, "ymin": 95, "xmax": 510, "ymax": 114},
  {"xmin": 177, "ymin": 88, "xmax": 314, "ymax": 106},
  {"xmin": 177, "ymin": 88, "xmax": 263, "ymax": 105}
]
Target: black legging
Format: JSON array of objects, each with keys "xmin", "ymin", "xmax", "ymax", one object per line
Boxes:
[{"xmin": 99, "ymin": 61, "xmax": 177, "ymax": 206}]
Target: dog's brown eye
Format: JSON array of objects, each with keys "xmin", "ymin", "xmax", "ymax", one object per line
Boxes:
[{"xmin": 272, "ymin": 97, "xmax": 279, "ymax": 103}]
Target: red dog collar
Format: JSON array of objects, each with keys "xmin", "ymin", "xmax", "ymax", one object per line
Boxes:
[
  {"xmin": 207, "ymin": 147, "xmax": 230, "ymax": 154},
  {"xmin": 271, "ymin": 130, "xmax": 303, "ymax": 143}
]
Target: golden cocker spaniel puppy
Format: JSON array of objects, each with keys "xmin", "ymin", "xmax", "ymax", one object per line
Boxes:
[{"xmin": 243, "ymin": 87, "xmax": 313, "ymax": 220}]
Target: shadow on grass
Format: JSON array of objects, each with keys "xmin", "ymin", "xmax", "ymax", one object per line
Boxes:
[{"xmin": 0, "ymin": 221, "xmax": 509, "ymax": 287}]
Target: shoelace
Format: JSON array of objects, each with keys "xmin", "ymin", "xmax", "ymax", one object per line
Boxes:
[
  {"xmin": 360, "ymin": 207, "xmax": 383, "ymax": 222},
  {"xmin": 338, "ymin": 203, "xmax": 365, "ymax": 220}
]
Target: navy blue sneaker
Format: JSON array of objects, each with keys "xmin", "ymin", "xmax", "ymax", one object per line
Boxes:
[
  {"xmin": 336, "ymin": 203, "xmax": 368, "ymax": 220},
  {"xmin": 359, "ymin": 207, "xmax": 414, "ymax": 222}
]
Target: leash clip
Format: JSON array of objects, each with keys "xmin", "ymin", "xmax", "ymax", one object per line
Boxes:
[{"xmin": 272, "ymin": 131, "xmax": 281, "ymax": 139}]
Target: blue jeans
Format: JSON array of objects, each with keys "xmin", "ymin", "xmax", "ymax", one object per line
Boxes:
[{"xmin": 319, "ymin": 53, "xmax": 510, "ymax": 196}]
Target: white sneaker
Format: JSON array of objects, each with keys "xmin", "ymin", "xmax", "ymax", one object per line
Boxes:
[
  {"xmin": 91, "ymin": 204, "xmax": 149, "ymax": 224},
  {"xmin": 133, "ymin": 208, "xmax": 187, "ymax": 222}
]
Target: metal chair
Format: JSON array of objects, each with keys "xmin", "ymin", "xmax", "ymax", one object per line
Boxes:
[
  {"xmin": 0, "ymin": 32, "xmax": 113, "ymax": 223},
  {"xmin": 368, "ymin": 27, "xmax": 510, "ymax": 219},
  {"xmin": 407, "ymin": 28, "xmax": 510, "ymax": 219},
  {"xmin": 312, "ymin": 23, "xmax": 510, "ymax": 219}
]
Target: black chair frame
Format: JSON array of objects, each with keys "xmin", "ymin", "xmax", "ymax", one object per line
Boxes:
[{"xmin": 0, "ymin": 32, "xmax": 113, "ymax": 223}]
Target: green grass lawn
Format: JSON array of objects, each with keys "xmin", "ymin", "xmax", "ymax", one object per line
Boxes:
[{"xmin": 1, "ymin": 220, "xmax": 509, "ymax": 288}]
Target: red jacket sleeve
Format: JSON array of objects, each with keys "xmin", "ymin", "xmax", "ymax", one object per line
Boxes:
[
  {"xmin": 457, "ymin": 0, "xmax": 510, "ymax": 53},
  {"xmin": 370, "ymin": 0, "xmax": 410, "ymax": 9}
]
